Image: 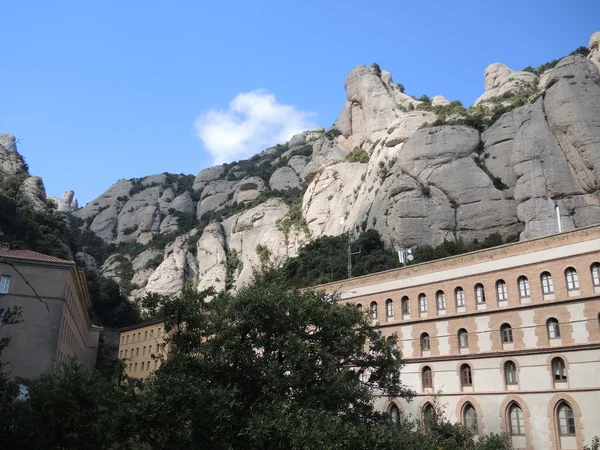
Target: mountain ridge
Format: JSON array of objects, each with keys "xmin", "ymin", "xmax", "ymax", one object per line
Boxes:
[{"xmin": 2, "ymin": 31, "xmax": 600, "ymax": 303}]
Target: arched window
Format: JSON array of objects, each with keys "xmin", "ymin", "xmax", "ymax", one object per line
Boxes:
[
  {"xmin": 541, "ymin": 271, "xmax": 554, "ymax": 294},
  {"xmin": 455, "ymin": 287, "xmax": 465, "ymax": 307},
  {"xmin": 436, "ymin": 291, "xmax": 446, "ymax": 311},
  {"xmin": 518, "ymin": 276, "xmax": 530, "ymax": 298},
  {"xmin": 422, "ymin": 366, "xmax": 433, "ymax": 389},
  {"xmin": 496, "ymin": 280, "xmax": 508, "ymax": 301},
  {"xmin": 552, "ymin": 357, "xmax": 567, "ymax": 381},
  {"xmin": 386, "ymin": 299, "xmax": 394, "ymax": 318},
  {"xmin": 422, "ymin": 403, "xmax": 435, "ymax": 431},
  {"xmin": 463, "ymin": 403, "xmax": 478, "ymax": 433},
  {"xmin": 475, "ymin": 284, "xmax": 485, "ymax": 304},
  {"xmin": 124, "ymin": 349, "xmax": 128, "ymax": 358},
  {"xmin": 557, "ymin": 402, "xmax": 575, "ymax": 436},
  {"xmin": 501, "ymin": 323, "xmax": 513, "ymax": 343},
  {"xmin": 460, "ymin": 364, "xmax": 472, "ymax": 386},
  {"xmin": 356, "ymin": 303, "xmax": 362, "ymax": 311},
  {"xmin": 504, "ymin": 361, "xmax": 518, "ymax": 385},
  {"xmin": 389, "ymin": 403, "xmax": 400, "ymax": 424},
  {"xmin": 509, "ymin": 403, "xmax": 525, "ymax": 435},
  {"xmin": 547, "ymin": 318, "xmax": 561, "ymax": 339},
  {"xmin": 420, "ymin": 333, "xmax": 430, "ymax": 352},
  {"xmin": 565, "ymin": 267, "xmax": 579, "ymax": 291},
  {"xmin": 370, "ymin": 302, "xmax": 378, "ymax": 320},
  {"xmin": 418, "ymin": 294, "xmax": 427, "ymax": 313},
  {"xmin": 458, "ymin": 329, "xmax": 469, "ymax": 348},
  {"xmin": 591, "ymin": 263, "xmax": 600, "ymax": 287},
  {"xmin": 401, "ymin": 296, "xmax": 410, "ymax": 315}
]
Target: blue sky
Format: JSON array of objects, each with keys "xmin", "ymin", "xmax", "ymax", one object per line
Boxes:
[{"xmin": 2, "ymin": 0, "xmax": 599, "ymax": 205}]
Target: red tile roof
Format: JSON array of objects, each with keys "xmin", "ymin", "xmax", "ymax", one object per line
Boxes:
[{"xmin": 0, "ymin": 249, "xmax": 75, "ymax": 265}]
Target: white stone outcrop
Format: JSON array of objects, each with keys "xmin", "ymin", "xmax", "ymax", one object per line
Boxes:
[
  {"xmin": 474, "ymin": 63, "xmax": 538, "ymax": 105},
  {"xmin": 196, "ymin": 222, "xmax": 227, "ymax": 293}
]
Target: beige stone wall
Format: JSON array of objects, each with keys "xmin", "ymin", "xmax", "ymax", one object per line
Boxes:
[
  {"xmin": 0, "ymin": 263, "xmax": 99, "ymax": 379},
  {"xmin": 118, "ymin": 321, "xmax": 166, "ymax": 379},
  {"xmin": 330, "ymin": 226, "xmax": 600, "ymax": 449}
]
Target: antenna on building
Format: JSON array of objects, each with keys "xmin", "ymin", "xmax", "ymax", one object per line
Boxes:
[
  {"xmin": 398, "ymin": 248, "xmax": 413, "ymax": 267},
  {"xmin": 347, "ymin": 242, "xmax": 361, "ymax": 278}
]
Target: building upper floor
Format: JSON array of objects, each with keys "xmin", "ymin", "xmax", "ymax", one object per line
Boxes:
[{"xmin": 118, "ymin": 320, "xmax": 167, "ymax": 378}]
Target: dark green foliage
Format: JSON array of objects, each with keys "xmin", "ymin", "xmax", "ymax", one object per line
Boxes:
[
  {"xmin": 120, "ymin": 225, "xmax": 138, "ymax": 235},
  {"xmin": 86, "ymin": 272, "xmax": 140, "ymax": 328},
  {"xmin": 372, "ymin": 62, "xmax": 382, "ymax": 77},
  {"xmin": 412, "ymin": 232, "xmax": 519, "ymax": 264},
  {"xmin": 168, "ymin": 208, "xmax": 197, "ymax": 233},
  {"xmin": 324, "ymin": 128, "xmax": 342, "ymax": 141},
  {"xmin": 2, "ymin": 360, "xmax": 138, "ymax": 450},
  {"xmin": 0, "ymin": 174, "xmax": 72, "ymax": 260},
  {"xmin": 523, "ymin": 45, "xmax": 590, "ymax": 77},
  {"xmin": 345, "ymin": 147, "xmax": 370, "ymax": 163},
  {"xmin": 283, "ymin": 229, "xmax": 400, "ymax": 288},
  {"xmin": 417, "ymin": 94, "xmax": 431, "ymax": 103},
  {"xmin": 221, "ymin": 142, "xmax": 300, "ymax": 184},
  {"xmin": 138, "ymin": 273, "xmax": 413, "ymax": 449}
]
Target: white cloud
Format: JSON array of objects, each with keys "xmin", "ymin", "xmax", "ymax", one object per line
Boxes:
[{"xmin": 195, "ymin": 90, "xmax": 317, "ymax": 164}]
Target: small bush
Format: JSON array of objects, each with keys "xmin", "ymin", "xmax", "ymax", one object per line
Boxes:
[{"xmin": 345, "ymin": 147, "xmax": 370, "ymax": 163}]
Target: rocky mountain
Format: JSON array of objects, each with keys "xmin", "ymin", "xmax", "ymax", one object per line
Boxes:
[{"xmin": 3, "ymin": 31, "xmax": 600, "ymax": 302}]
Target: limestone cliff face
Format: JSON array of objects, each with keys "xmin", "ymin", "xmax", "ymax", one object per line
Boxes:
[{"xmin": 11, "ymin": 32, "xmax": 600, "ymax": 302}]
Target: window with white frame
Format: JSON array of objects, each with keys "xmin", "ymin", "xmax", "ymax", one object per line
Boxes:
[
  {"xmin": 504, "ymin": 361, "xmax": 518, "ymax": 385},
  {"xmin": 385, "ymin": 299, "xmax": 394, "ymax": 318},
  {"xmin": 565, "ymin": 267, "xmax": 579, "ymax": 291},
  {"xmin": 0, "ymin": 275, "xmax": 11, "ymax": 294},
  {"xmin": 509, "ymin": 403, "xmax": 525, "ymax": 435},
  {"xmin": 501, "ymin": 323, "xmax": 513, "ymax": 343},
  {"xmin": 517, "ymin": 276, "xmax": 530, "ymax": 298},
  {"xmin": 455, "ymin": 287, "xmax": 465, "ymax": 307},
  {"xmin": 458, "ymin": 329, "xmax": 469, "ymax": 348},
  {"xmin": 475, "ymin": 284, "xmax": 485, "ymax": 304},
  {"xmin": 422, "ymin": 366, "xmax": 433, "ymax": 389},
  {"xmin": 436, "ymin": 291, "xmax": 446, "ymax": 311},
  {"xmin": 496, "ymin": 280, "xmax": 508, "ymax": 301},
  {"xmin": 591, "ymin": 263, "xmax": 600, "ymax": 287},
  {"xmin": 557, "ymin": 402, "xmax": 575, "ymax": 436},
  {"xmin": 420, "ymin": 333, "xmax": 430, "ymax": 352},
  {"xmin": 541, "ymin": 271, "xmax": 554, "ymax": 294},
  {"xmin": 463, "ymin": 403, "xmax": 478, "ymax": 433},
  {"xmin": 552, "ymin": 357, "xmax": 567, "ymax": 381},
  {"xmin": 401, "ymin": 296, "xmax": 410, "ymax": 315},
  {"xmin": 370, "ymin": 302, "xmax": 378, "ymax": 320},
  {"xmin": 460, "ymin": 364, "xmax": 473, "ymax": 386},
  {"xmin": 418, "ymin": 294, "xmax": 427, "ymax": 313},
  {"xmin": 547, "ymin": 318, "xmax": 561, "ymax": 339}
]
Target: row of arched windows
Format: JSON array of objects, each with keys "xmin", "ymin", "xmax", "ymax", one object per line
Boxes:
[
  {"xmin": 362, "ymin": 263, "xmax": 600, "ymax": 320},
  {"xmin": 389, "ymin": 399, "xmax": 577, "ymax": 437},
  {"xmin": 417, "ymin": 317, "xmax": 562, "ymax": 355},
  {"xmin": 420, "ymin": 357, "xmax": 568, "ymax": 391}
]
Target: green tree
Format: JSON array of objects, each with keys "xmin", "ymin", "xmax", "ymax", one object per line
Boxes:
[
  {"xmin": 1, "ymin": 360, "xmax": 139, "ymax": 450},
  {"xmin": 137, "ymin": 271, "xmax": 414, "ymax": 449}
]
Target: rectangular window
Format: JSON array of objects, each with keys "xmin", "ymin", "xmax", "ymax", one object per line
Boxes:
[
  {"xmin": 143, "ymin": 346, "xmax": 146, "ymax": 356},
  {"xmin": 149, "ymin": 345, "xmax": 152, "ymax": 354},
  {"xmin": 419, "ymin": 296, "xmax": 427, "ymax": 313},
  {"xmin": 0, "ymin": 275, "xmax": 11, "ymax": 294},
  {"xmin": 134, "ymin": 363, "xmax": 137, "ymax": 372},
  {"xmin": 136, "ymin": 347, "xmax": 139, "ymax": 356},
  {"xmin": 154, "ymin": 360, "xmax": 158, "ymax": 369},
  {"xmin": 141, "ymin": 362, "xmax": 144, "ymax": 371},
  {"xmin": 145, "ymin": 331, "xmax": 148, "ymax": 340}
]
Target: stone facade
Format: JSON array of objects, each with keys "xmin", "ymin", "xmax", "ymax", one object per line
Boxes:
[
  {"xmin": 317, "ymin": 225, "xmax": 600, "ymax": 449},
  {"xmin": 117, "ymin": 320, "xmax": 167, "ymax": 379},
  {"xmin": 0, "ymin": 247, "xmax": 101, "ymax": 379}
]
